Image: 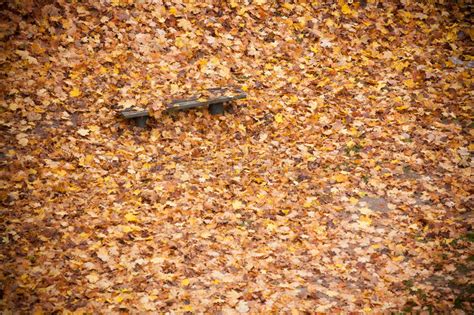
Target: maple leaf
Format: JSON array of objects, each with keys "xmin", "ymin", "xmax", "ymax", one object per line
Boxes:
[
  {"xmin": 86, "ymin": 273, "xmax": 99, "ymax": 283},
  {"xmin": 349, "ymin": 197, "xmax": 359, "ymax": 205},
  {"xmin": 125, "ymin": 213, "xmax": 138, "ymax": 222},
  {"xmin": 169, "ymin": 7, "xmax": 178, "ymax": 16},
  {"xmin": 70, "ymin": 87, "xmax": 81, "ymax": 97},
  {"xmin": 16, "ymin": 133, "xmax": 28, "ymax": 146},
  {"xmin": 77, "ymin": 129, "xmax": 90, "ymax": 137},
  {"xmin": 97, "ymin": 247, "xmax": 110, "ymax": 262},
  {"xmin": 182, "ymin": 305, "xmax": 194, "ymax": 312},
  {"xmin": 232, "ymin": 200, "xmax": 244, "ymax": 210},
  {"xmin": 333, "ymin": 174, "xmax": 348, "ymax": 183},
  {"xmin": 320, "ymin": 37, "xmax": 333, "ymax": 48},
  {"xmin": 178, "ymin": 19, "xmax": 193, "ymax": 31},
  {"xmin": 274, "ymin": 113, "xmax": 284, "ymax": 123},
  {"xmin": 358, "ymin": 216, "xmax": 372, "ymax": 227},
  {"xmin": 403, "ymin": 79, "xmax": 416, "ymax": 88},
  {"xmin": 341, "ymin": 3, "xmax": 353, "ymax": 15},
  {"xmin": 236, "ymin": 300, "xmax": 250, "ymax": 313}
]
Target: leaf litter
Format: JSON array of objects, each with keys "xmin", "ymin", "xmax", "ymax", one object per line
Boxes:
[{"xmin": 0, "ymin": 0, "xmax": 472, "ymax": 313}]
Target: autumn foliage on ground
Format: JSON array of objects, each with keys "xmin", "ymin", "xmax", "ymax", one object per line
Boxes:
[{"xmin": 1, "ymin": 0, "xmax": 472, "ymax": 313}]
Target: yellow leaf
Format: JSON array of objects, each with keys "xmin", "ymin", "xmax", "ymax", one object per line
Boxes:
[
  {"xmin": 175, "ymin": 37, "xmax": 185, "ymax": 48},
  {"xmin": 70, "ymin": 87, "xmax": 81, "ymax": 97},
  {"xmin": 333, "ymin": 173, "xmax": 348, "ymax": 183},
  {"xmin": 282, "ymin": 3, "xmax": 294, "ymax": 10},
  {"xmin": 9, "ymin": 102, "xmax": 19, "ymax": 111},
  {"xmin": 115, "ymin": 295, "xmax": 124, "ymax": 303},
  {"xmin": 266, "ymin": 222, "xmax": 276, "ymax": 232},
  {"xmin": 122, "ymin": 226, "xmax": 135, "ymax": 233},
  {"xmin": 274, "ymin": 113, "xmax": 284, "ymax": 123},
  {"xmin": 88, "ymin": 125, "xmax": 100, "ymax": 133},
  {"xmin": 393, "ymin": 61, "xmax": 408, "ymax": 72},
  {"xmin": 349, "ymin": 197, "xmax": 358, "ymax": 205},
  {"xmin": 310, "ymin": 45, "xmax": 319, "ymax": 54},
  {"xmin": 346, "ymin": 140, "xmax": 355, "ymax": 148},
  {"xmin": 341, "ymin": 3, "xmax": 352, "ymax": 15},
  {"xmin": 403, "ymin": 79, "xmax": 416, "ymax": 89},
  {"xmin": 396, "ymin": 105, "xmax": 409, "ymax": 111},
  {"xmin": 304, "ymin": 197, "xmax": 318, "ymax": 208},
  {"xmin": 84, "ymin": 154, "xmax": 94, "ymax": 165},
  {"xmin": 169, "ymin": 7, "xmax": 178, "ymax": 16},
  {"xmin": 182, "ymin": 305, "xmax": 194, "ymax": 312},
  {"xmin": 232, "ymin": 200, "xmax": 244, "ymax": 210},
  {"xmin": 289, "ymin": 95, "xmax": 298, "ymax": 104},
  {"xmin": 125, "ymin": 213, "xmax": 138, "ymax": 222},
  {"xmin": 241, "ymin": 85, "xmax": 249, "ymax": 92},
  {"xmin": 446, "ymin": 30, "xmax": 457, "ymax": 42},
  {"xmin": 230, "ymin": 0, "xmax": 238, "ymax": 8},
  {"xmin": 181, "ymin": 278, "xmax": 190, "ymax": 286},
  {"xmin": 358, "ymin": 215, "xmax": 372, "ymax": 227}
]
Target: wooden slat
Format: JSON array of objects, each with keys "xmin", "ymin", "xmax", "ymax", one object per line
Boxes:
[
  {"xmin": 166, "ymin": 90, "xmax": 246, "ymax": 111},
  {"xmin": 121, "ymin": 110, "xmax": 149, "ymax": 119},
  {"xmin": 119, "ymin": 87, "xmax": 246, "ymax": 118}
]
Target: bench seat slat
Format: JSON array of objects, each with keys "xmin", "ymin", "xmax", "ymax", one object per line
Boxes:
[
  {"xmin": 121, "ymin": 110, "xmax": 149, "ymax": 119},
  {"xmin": 120, "ymin": 88, "xmax": 246, "ymax": 120},
  {"xmin": 167, "ymin": 92, "xmax": 246, "ymax": 111}
]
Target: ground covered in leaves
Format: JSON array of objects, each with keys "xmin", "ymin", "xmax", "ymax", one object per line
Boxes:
[{"xmin": 1, "ymin": 0, "xmax": 473, "ymax": 313}]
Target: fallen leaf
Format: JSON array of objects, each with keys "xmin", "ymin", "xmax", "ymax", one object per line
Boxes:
[
  {"xmin": 86, "ymin": 273, "xmax": 99, "ymax": 283},
  {"xmin": 341, "ymin": 3, "xmax": 353, "ymax": 15},
  {"xmin": 77, "ymin": 129, "xmax": 90, "ymax": 137},
  {"xmin": 236, "ymin": 300, "xmax": 249, "ymax": 313},
  {"xmin": 70, "ymin": 87, "xmax": 81, "ymax": 97},
  {"xmin": 125, "ymin": 213, "xmax": 138, "ymax": 222},
  {"xmin": 333, "ymin": 174, "xmax": 348, "ymax": 183},
  {"xmin": 358, "ymin": 216, "xmax": 372, "ymax": 227},
  {"xmin": 274, "ymin": 113, "xmax": 284, "ymax": 123},
  {"xmin": 232, "ymin": 200, "xmax": 244, "ymax": 210}
]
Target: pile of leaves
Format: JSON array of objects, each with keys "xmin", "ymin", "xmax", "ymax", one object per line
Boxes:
[{"xmin": 1, "ymin": 0, "xmax": 472, "ymax": 312}]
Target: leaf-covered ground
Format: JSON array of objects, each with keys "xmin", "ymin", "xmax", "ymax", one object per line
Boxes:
[{"xmin": 1, "ymin": 0, "xmax": 473, "ymax": 313}]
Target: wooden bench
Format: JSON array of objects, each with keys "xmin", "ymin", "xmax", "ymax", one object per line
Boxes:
[
  {"xmin": 120, "ymin": 87, "xmax": 247, "ymax": 127},
  {"xmin": 121, "ymin": 109, "xmax": 149, "ymax": 127},
  {"xmin": 166, "ymin": 87, "xmax": 246, "ymax": 115}
]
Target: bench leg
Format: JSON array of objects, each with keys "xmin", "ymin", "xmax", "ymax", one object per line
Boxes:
[
  {"xmin": 209, "ymin": 103, "xmax": 224, "ymax": 115},
  {"xmin": 135, "ymin": 116, "xmax": 148, "ymax": 127}
]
